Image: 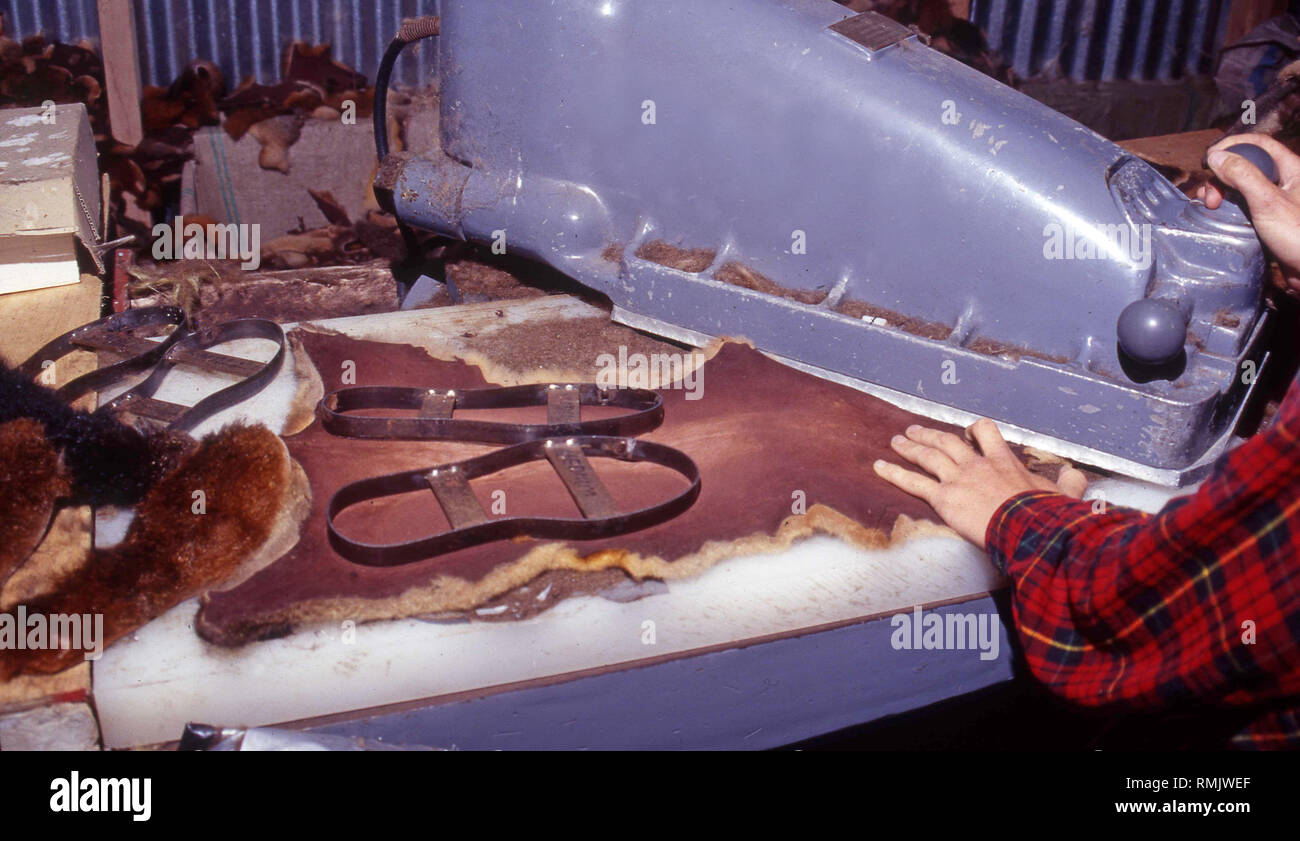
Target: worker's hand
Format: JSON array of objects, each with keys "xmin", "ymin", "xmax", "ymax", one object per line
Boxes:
[
  {"xmin": 1197, "ymin": 135, "xmax": 1300, "ymax": 292},
  {"xmin": 873, "ymin": 419, "xmax": 1088, "ymax": 550}
]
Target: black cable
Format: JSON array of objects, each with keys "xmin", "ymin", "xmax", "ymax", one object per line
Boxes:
[
  {"xmin": 372, "ymin": 17, "xmax": 441, "ymax": 266},
  {"xmin": 373, "ymin": 16, "xmax": 441, "ymax": 164},
  {"xmin": 373, "ymin": 38, "xmax": 406, "ymax": 163}
]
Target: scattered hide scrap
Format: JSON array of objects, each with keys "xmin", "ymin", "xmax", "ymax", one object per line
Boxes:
[
  {"xmin": 219, "ymin": 42, "xmax": 373, "ymax": 154},
  {"xmin": 0, "ymin": 35, "xmax": 106, "ymax": 126},
  {"xmin": 0, "ymin": 32, "xmax": 375, "ymax": 245},
  {"xmin": 195, "ymin": 328, "xmax": 989, "ymax": 646}
]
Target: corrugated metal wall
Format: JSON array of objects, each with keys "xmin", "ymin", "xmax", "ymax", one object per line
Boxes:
[
  {"xmin": 133, "ymin": 0, "xmax": 438, "ymax": 87},
  {"xmin": 970, "ymin": 0, "xmax": 1233, "ymax": 80},
  {"xmin": 0, "ymin": 0, "xmax": 100, "ymax": 44},
  {"xmin": 2, "ymin": 0, "xmax": 1232, "ymax": 86},
  {"xmin": 0, "ymin": 0, "xmax": 438, "ymax": 87}
]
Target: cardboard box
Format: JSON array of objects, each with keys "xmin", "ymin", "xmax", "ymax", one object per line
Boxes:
[{"xmin": 0, "ymin": 103, "xmax": 104, "ymax": 296}]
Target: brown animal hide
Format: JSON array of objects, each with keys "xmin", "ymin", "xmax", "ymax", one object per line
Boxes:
[
  {"xmin": 195, "ymin": 328, "xmax": 1007, "ymax": 647},
  {"xmin": 0, "ymin": 420, "xmax": 68, "ymax": 589},
  {"xmin": 0, "ymin": 424, "xmax": 295, "ymax": 678}
]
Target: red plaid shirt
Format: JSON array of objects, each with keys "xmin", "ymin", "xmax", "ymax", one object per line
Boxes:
[{"xmin": 986, "ymin": 378, "xmax": 1300, "ymax": 749}]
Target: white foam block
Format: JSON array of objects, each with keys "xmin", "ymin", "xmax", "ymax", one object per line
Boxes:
[{"xmin": 95, "ymin": 533, "xmax": 999, "ymax": 748}]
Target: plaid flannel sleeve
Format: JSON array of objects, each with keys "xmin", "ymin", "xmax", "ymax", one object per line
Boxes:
[{"xmin": 984, "ymin": 381, "xmax": 1300, "ymax": 720}]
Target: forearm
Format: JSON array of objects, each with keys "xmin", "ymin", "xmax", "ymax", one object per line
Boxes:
[
  {"xmin": 985, "ymin": 425, "xmax": 1300, "ymax": 709},
  {"xmin": 986, "ymin": 491, "xmax": 1171, "ymax": 706},
  {"xmin": 987, "ymin": 490, "xmax": 1148, "ymax": 577},
  {"xmin": 876, "ymin": 374, "xmax": 1300, "ymax": 712}
]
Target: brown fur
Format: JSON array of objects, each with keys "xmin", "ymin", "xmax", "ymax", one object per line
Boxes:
[
  {"xmin": 635, "ymin": 240, "xmax": 717, "ymax": 273},
  {"xmin": 0, "ymin": 420, "xmax": 68, "ymax": 589},
  {"xmin": 0, "ymin": 424, "xmax": 289, "ymax": 678},
  {"xmin": 715, "ymin": 261, "xmax": 829, "ymax": 305}
]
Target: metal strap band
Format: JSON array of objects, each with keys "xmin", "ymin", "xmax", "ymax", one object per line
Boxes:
[
  {"xmin": 318, "ymin": 382, "xmax": 663, "ymax": 443},
  {"xmin": 99, "ymin": 318, "xmax": 286, "ymax": 433},
  {"xmin": 76, "ymin": 330, "xmax": 265, "ymax": 378},
  {"xmin": 327, "ymin": 435, "xmax": 701, "ymax": 567},
  {"xmin": 18, "ymin": 306, "xmax": 188, "ymax": 403},
  {"xmin": 546, "ymin": 384, "xmax": 582, "ymax": 424},
  {"xmin": 112, "ymin": 395, "xmax": 189, "ymax": 425},
  {"xmin": 544, "ymin": 439, "xmax": 618, "ymax": 519},
  {"xmin": 419, "ymin": 390, "xmax": 456, "ymax": 418},
  {"xmin": 425, "ymin": 467, "xmax": 489, "ymax": 529},
  {"xmin": 18, "ymin": 307, "xmax": 284, "ymax": 433}
]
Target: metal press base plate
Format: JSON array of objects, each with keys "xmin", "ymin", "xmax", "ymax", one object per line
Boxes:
[{"xmin": 612, "ymin": 306, "xmax": 1257, "ymax": 488}]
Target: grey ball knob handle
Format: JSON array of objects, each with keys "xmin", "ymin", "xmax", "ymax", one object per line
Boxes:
[
  {"xmin": 1117, "ymin": 298, "xmax": 1186, "ymax": 365},
  {"xmin": 1223, "ymin": 143, "xmax": 1280, "ymax": 184}
]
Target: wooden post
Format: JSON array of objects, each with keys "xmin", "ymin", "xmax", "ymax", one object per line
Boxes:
[{"xmin": 96, "ymin": 0, "xmax": 144, "ymax": 147}]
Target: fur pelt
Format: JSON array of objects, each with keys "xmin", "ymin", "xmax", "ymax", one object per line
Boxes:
[{"xmin": 0, "ymin": 423, "xmax": 289, "ymax": 678}]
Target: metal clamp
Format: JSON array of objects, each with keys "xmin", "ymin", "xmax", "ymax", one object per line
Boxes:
[
  {"xmin": 318, "ymin": 382, "xmax": 664, "ymax": 443},
  {"xmin": 327, "ymin": 435, "xmax": 701, "ymax": 566}
]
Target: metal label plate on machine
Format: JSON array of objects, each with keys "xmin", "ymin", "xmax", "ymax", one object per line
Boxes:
[{"xmin": 828, "ymin": 12, "xmax": 915, "ymax": 53}]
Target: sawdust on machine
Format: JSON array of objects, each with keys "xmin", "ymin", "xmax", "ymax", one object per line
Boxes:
[
  {"xmin": 715, "ymin": 262, "xmax": 831, "ymax": 306},
  {"xmin": 634, "ymin": 240, "xmax": 717, "ymax": 274},
  {"xmin": 632, "ymin": 239, "xmax": 1074, "ymax": 361},
  {"xmin": 837, "ymin": 298, "xmax": 955, "ymax": 341}
]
